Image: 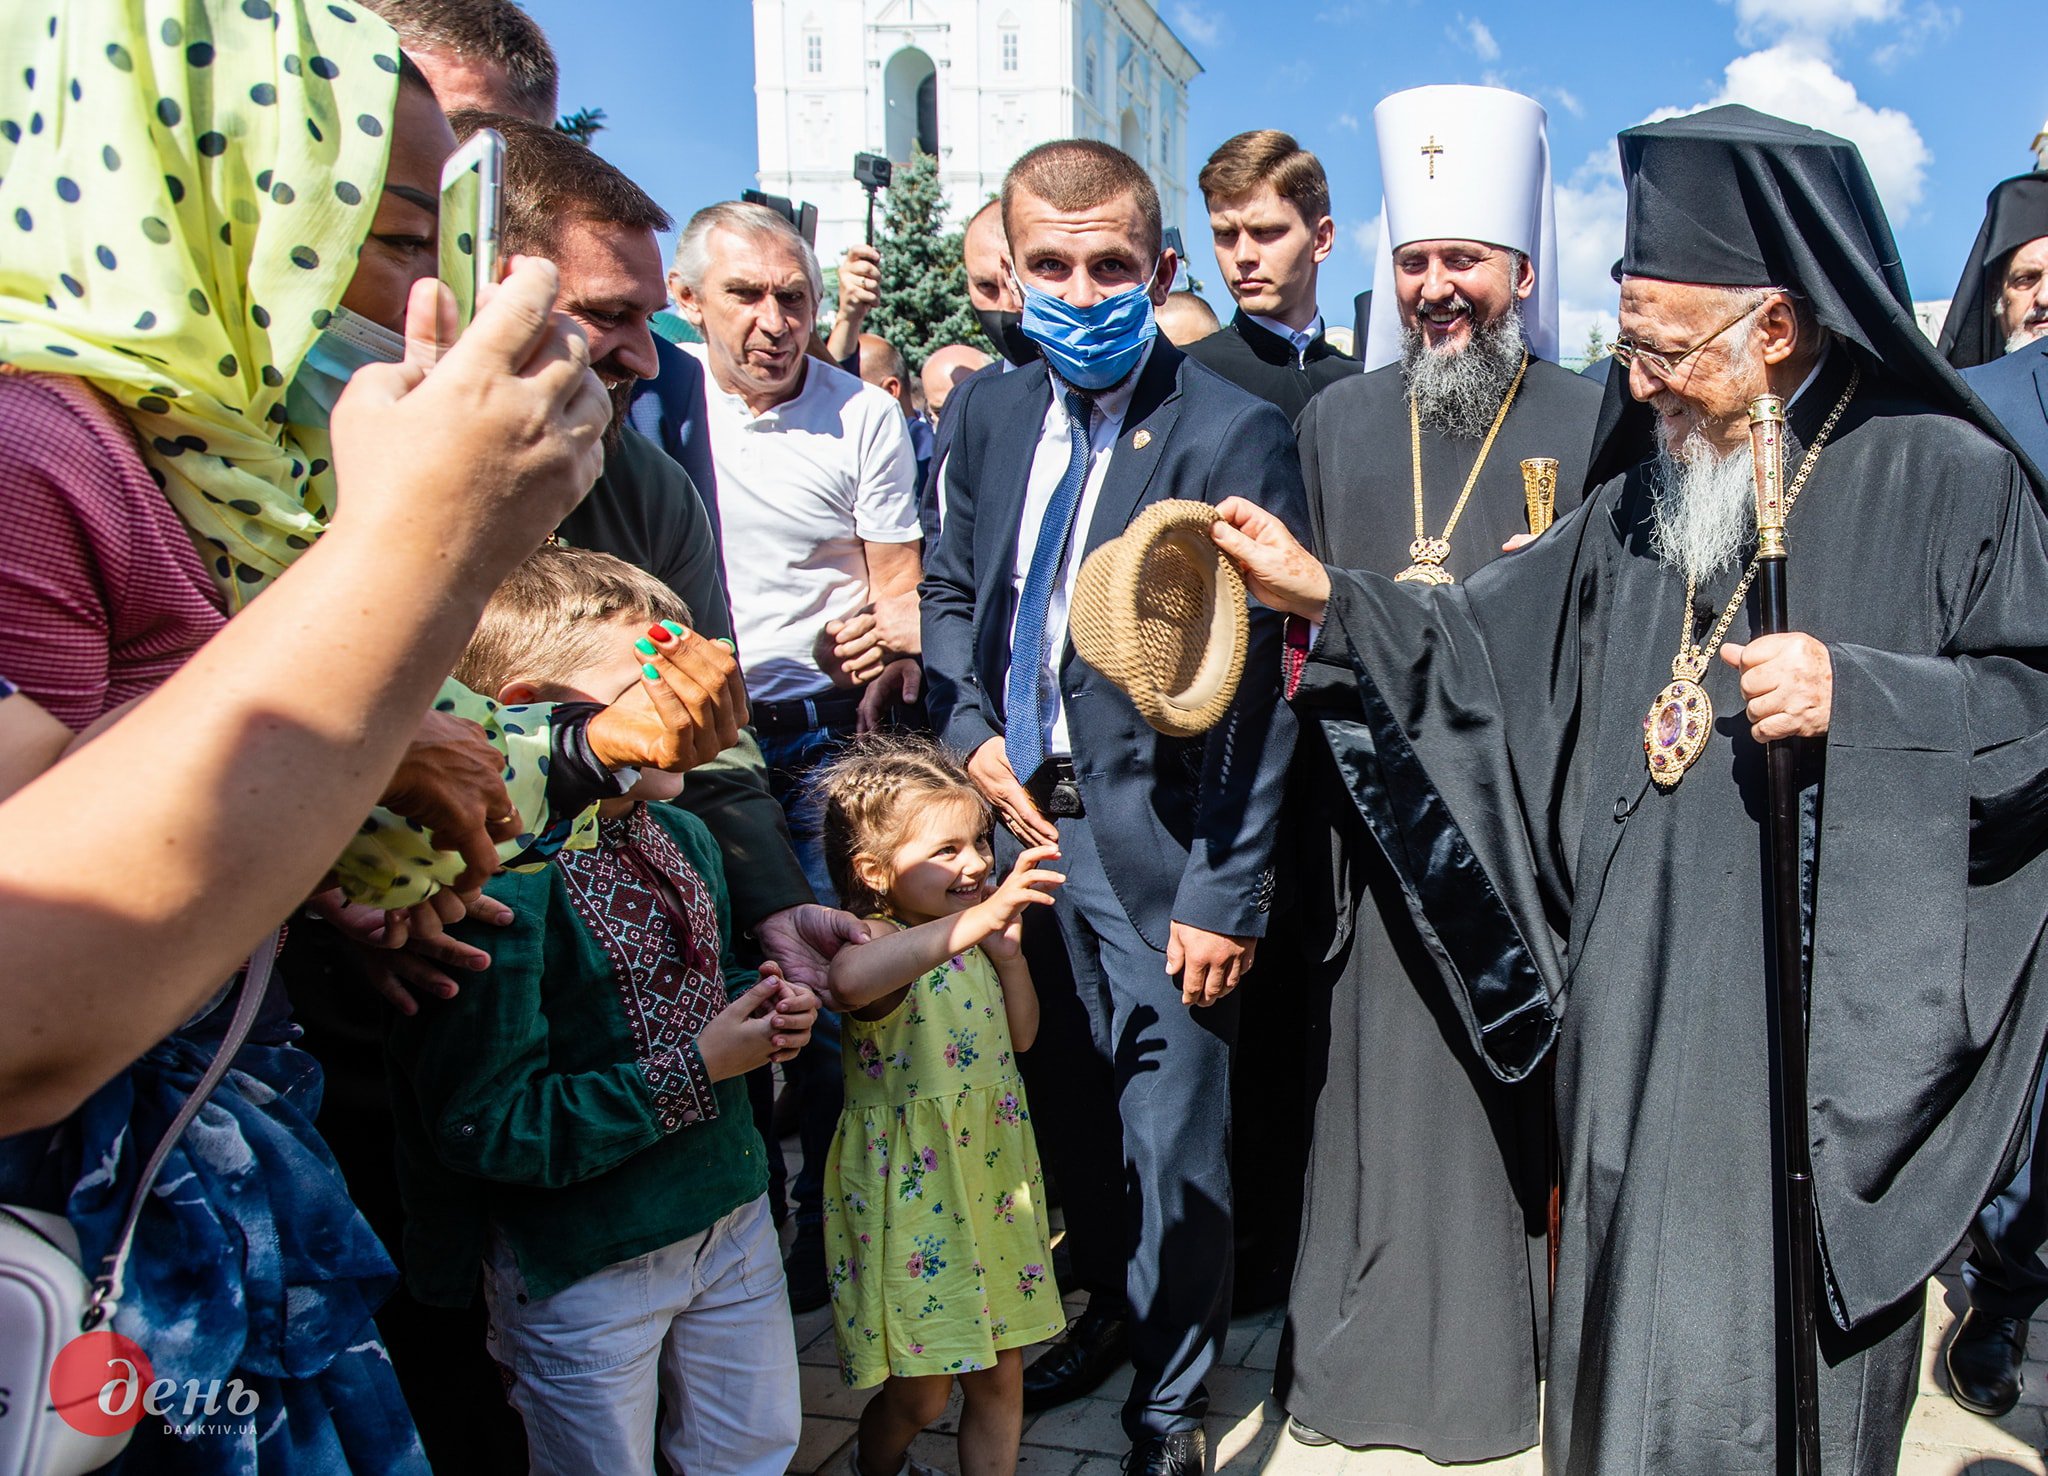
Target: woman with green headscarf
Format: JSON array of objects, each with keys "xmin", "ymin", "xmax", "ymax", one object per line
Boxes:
[
  {"xmin": 0, "ymin": 0, "xmax": 599, "ymax": 908},
  {"xmin": 0, "ymin": 1, "xmax": 626, "ymax": 1469}
]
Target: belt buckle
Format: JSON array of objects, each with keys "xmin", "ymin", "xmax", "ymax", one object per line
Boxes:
[{"xmin": 1046, "ymin": 775, "xmax": 1083, "ymax": 818}]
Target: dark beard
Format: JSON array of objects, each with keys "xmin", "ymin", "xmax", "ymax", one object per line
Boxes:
[
  {"xmin": 1399, "ymin": 300, "xmax": 1527, "ymax": 439},
  {"xmin": 601, "ymin": 377, "xmax": 636, "ymax": 457}
]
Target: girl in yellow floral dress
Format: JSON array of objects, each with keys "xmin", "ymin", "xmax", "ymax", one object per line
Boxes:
[{"xmin": 813, "ymin": 737, "xmax": 1066, "ymax": 1476}]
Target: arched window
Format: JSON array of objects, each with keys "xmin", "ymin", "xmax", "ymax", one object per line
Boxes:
[
  {"xmin": 884, "ymin": 46, "xmax": 939, "ymax": 161},
  {"xmin": 1119, "ymin": 107, "xmax": 1141, "ymax": 160}
]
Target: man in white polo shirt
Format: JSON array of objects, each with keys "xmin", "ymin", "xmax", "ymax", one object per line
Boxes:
[{"xmin": 673, "ymin": 199, "xmax": 921, "ymax": 1309}]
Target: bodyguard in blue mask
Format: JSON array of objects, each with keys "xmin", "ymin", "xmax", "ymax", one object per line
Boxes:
[{"xmin": 921, "ymin": 139, "xmax": 1310, "ymax": 1476}]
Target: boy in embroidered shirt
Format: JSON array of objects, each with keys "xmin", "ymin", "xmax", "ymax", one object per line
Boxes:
[{"xmin": 387, "ymin": 545, "xmax": 818, "ymax": 1476}]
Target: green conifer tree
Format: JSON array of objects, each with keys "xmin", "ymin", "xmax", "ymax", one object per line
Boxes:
[
  {"xmin": 554, "ymin": 107, "xmax": 607, "ymax": 145},
  {"xmin": 863, "ymin": 149, "xmax": 982, "ymax": 372}
]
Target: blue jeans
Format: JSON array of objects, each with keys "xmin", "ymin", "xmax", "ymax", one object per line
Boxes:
[
  {"xmin": 756, "ymin": 723, "xmax": 851, "ymax": 907},
  {"xmin": 757, "ymin": 720, "xmax": 856, "ymax": 1231}
]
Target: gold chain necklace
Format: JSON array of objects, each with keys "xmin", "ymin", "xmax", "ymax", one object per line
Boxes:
[
  {"xmin": 1396, "ymin": 350, "xmax": 1531, "ymax": 585},
  {"xmin": 1643, "ymin": 366, "xmax": 1858, "ymax": 789}
]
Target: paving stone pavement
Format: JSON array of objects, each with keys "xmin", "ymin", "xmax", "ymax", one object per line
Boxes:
[{"xmin": 784, "ymin": 1236, "xmax": 2048, "ymax": 1475}]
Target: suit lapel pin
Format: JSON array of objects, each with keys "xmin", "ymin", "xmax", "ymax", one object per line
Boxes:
[{"xmin": 1132, "ymin": 429, "xmax": 1153, "ymax": 450}]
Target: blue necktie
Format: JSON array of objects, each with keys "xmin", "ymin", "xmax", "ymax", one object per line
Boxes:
[{"xmin": 1005, "ymin": 389, "xmax": 1092, "ymax": 783}]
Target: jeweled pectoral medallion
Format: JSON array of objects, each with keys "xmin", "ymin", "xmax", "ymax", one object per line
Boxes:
[
  {"xmin": 1395, "ymin": 536, "xmax": 1455, "ymax": 586},
  {"xmin": 1644, "ymin": 669, "xmax": 1712, "ymax": 788}
]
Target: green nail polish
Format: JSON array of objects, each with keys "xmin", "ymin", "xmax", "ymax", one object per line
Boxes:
[
  {"xmin": 634, "ymin": 637, "xmax": 657, "ymax": 656},
  {"xmin": 662, "ymin": 620, "xmax": 685, "ymax": 636},
  {"xmin": 642, "ymin": 663, "xmax": 661, "ymax": 681}
]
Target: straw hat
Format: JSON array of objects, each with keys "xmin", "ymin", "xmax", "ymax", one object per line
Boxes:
[{"xmin": 1070, "ymin": 499, "xmax": 1249, "ymax": 739}]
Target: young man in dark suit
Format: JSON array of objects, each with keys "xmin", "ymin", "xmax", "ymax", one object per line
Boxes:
[
  {"xmin": 1183, "ymin": 130, "xmax": 1356, "ymax": 420},
  {"xmin": 921, "ymin": 139, "xmax": 1307, "ymax": 1476}
]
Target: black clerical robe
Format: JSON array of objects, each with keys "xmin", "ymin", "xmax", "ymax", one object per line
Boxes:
[
  {"xmin": 1280, "ymin": 355, "xmax": 1603, "ymax": 1462},
  {"xmin": 1181, "ymin": 310, "xmax": 1356, "ymax": 421},
  {"xmin": 1304, "ymin": 351, "xmax": 2048, "ymax": 1473}
]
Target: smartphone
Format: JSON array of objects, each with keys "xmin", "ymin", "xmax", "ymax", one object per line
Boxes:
[{"xmin": 438, "ymin": 128, "xmax": 504, "ymax": 333}]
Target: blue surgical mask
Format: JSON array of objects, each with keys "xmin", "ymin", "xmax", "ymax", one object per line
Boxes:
[
  {"xmin": 1018, "ymin": 279, "xmax": 1158, "ymax": 390},
  {"xmin": 284, "ymin": 305, "xmax": 407, "ymax": 429}
]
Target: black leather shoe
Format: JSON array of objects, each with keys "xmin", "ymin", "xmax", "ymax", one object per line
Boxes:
[
  {"xmin": 1021, "ymin": 1303, "xmax": 1132, "ymax": 1412},
  {"xmin": 782, "ymin": 1224, "xmax": 829, "ymax": 1314},
  {"xmin": 1123, "ymin": 1428, "xmax": 1207, "ymax": 1475},
  {"xmin": 1947, "ymin": 1307, "xmax": 2029, "ymax": 1416},
  {"xmin": 1285, "ymin": 1417, "xmax": 1334, "ymax": 1447}
]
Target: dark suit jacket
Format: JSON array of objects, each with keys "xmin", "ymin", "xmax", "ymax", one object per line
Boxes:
[
  {"xmin": 921, "ymin": 358, "xmax": 1006, "ymax": 548},
  {"xmin": 1964, "ymin": 336, "xmax": 2048, "ymax": 479},
  {"xmin": 921, "ymin": 341, "xmax": 1309, "ymax": 949},
  {"xmin": 1180, "ymin": 310, "xmax": 1357, "ymax": 422},
  {"xmin": 627, "ymin": 335, "xmax": 722, "ymax": 549}
]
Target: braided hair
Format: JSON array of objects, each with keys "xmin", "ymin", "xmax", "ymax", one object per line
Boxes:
[{"xmin": 811, "ymin": 734, "xmax": 992, "ymax": 918}]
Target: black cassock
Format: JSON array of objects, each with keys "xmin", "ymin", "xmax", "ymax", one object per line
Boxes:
[
  {"xmin": 1281, "ymin": 356, "xmax": 1603, "ymax": 1461},
  {"xmin": 1304, "ymin": 350, "xmax": 2048, "ymax": 1473},
  {"xmin": 1180, "ymin": 310, "xmax": 1357, "ymax": 422}
]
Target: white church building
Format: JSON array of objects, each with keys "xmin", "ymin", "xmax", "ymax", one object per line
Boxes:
[{"xmin": 751, "ymin": 0, "xmax": 1202, "ymax": 272}]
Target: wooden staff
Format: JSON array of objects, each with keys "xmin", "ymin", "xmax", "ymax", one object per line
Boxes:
[{"xmin": 1749, "ymin": 393, "xmax": 1822, "ymax": 1476}]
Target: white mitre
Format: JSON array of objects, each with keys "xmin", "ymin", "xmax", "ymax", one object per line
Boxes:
[{"xmin": 1363, "ymin": 84, "xmax": 1560, "ymax": 372}]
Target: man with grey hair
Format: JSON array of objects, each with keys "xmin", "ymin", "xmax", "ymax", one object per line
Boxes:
[
  {"xmin": 671, "ymin": 200, "xmax": 922, "ymax": 1309},
  {"xmin": 1278, "ymin": 83, "xmax": 1601, "ymax": 1462}
]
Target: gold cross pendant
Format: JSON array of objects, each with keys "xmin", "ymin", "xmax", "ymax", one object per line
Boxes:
[{"xmin": 1421, "ymin": 136, "xmax": 1444, "ymax": 178}]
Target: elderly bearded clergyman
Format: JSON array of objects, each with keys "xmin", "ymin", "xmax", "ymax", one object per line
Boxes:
[{"xmin": 1213, "ymin": 105, "xmax": 2048, "ymax": 1474}]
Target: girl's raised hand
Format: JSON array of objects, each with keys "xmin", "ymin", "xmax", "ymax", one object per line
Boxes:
[{"xmin": 975, "ymin": 844, "xmax": 1064, "ymax": 959}]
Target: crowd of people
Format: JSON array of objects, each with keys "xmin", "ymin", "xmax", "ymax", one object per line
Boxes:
[{"xmin": 5, "ymin": 4, "xmax": 2048, "ymax": 1476}]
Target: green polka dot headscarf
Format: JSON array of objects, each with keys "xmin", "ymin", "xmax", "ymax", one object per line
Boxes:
[
  {"xmin": 0, "ymin": 0, "xmax": 590, "ymax": 905},
  {"xmin": 0, "ymin": 0, "xmax": 397, "ymax": 597}
]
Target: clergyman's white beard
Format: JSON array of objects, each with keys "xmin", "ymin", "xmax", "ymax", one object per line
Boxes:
[
  {"xmin": 1400, "ymin": 298, "xmax": 1527, "ymax": 440},
  {"xmin": 2006, "ymin": 315, "xmax": 2048, "ymax": 354},
  {"xmin": 1651, "ymin": 431, "xmax": 1755, "ymax": 587}
]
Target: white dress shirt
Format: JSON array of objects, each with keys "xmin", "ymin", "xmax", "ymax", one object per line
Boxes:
[
  {"xmin": 1004, "ymin": 344, "xmax": 1153, "ymax": 762},
  {"xmin": 1246, "ymin": 310, "xmax": 1324, "ymax": 366}
]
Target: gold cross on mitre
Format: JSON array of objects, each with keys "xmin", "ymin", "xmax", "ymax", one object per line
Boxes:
[{"xmin": 1421, "ymin": 135, "xmax": 1444, "ymax": 178}]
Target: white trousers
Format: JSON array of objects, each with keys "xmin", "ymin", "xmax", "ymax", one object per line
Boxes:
[{"xmin": 481, "ymin": 1193, "xmax": 801, "ymax": 1476}]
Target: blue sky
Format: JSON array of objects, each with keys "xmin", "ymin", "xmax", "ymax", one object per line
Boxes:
[{"xmin": 523, "ymin": 0, "xmax": 2042, "ymax": 353}]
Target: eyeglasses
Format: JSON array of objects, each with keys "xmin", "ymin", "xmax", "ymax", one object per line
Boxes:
[{"xmin": 1607, "ymin": 297, "xmax": 1765, "ymax": 380}]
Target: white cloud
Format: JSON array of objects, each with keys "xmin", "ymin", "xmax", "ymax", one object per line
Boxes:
[
  {"xmin": 1729, "ymin": 0, "xmax": 1898, "ymax": 43},
  {"xmin": 1870, "ymin": 2, "xmax": 1960, "ymax": 68},
  {"xmin": 1170, "ymin": 2, "xmax": 1224, "ymax": 50},
  {"xmin": 1548, "ymin": 87, "xmax": 1584, "ymax": 119},
  {"xmin": 1661, "ymin": 43, "xmax": 1930, "ymax": 213},
  {"xmin": 1552, "ymin": 147, "xmax": 1628, "ymax": 361},
  {"xmin": 1352, "ymin": 208, "xmax": 1385, "ymax": 266},
  {"xmin": 1334, "ymin": 111, "xmax": 1362, "ymax": 133},
  {"xmin": 1458, "ymin": 15, "xmax": 1501, "ymax": 60},
  {"xmin": 1537, "ymin": 0, "xmax": 1936, "ymax": 358}
]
